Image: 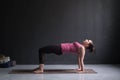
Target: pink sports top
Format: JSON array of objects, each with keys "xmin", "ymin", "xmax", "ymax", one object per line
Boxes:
[{"xmin": 61, "ymin": 42, "xmax": 82, "ymax": 54}]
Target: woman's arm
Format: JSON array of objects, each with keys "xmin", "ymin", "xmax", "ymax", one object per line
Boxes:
[{"xmin": 78, "ymin": 46, "xmax": 85, "ymax": 71}]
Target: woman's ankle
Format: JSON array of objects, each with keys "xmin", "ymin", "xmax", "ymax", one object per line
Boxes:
[{"xmin": 39, "ymin": 64, "xmax": 44, "ymax": 71}]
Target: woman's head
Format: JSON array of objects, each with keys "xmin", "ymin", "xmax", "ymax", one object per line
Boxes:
[{"xmin": 82, "ymin": 39, "xmax": 95, "ymax": 52}]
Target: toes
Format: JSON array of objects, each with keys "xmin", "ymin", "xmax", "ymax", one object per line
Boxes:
[{"xmin": 34, "ymin": 70, "xmax": 43, "ymax": 74}]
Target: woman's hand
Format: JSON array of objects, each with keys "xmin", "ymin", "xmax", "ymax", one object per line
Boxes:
[
  {"xmin": 76, "ymin": 68, "xmax": 81, "ymax": 71},
  {"xmin": 76, "ymin": 68, "xmax": 84, "ymax": 71}
]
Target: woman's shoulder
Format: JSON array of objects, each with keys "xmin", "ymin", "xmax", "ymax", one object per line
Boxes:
[{"xmin": 80, "ymin": 45, "xmax": 85, "ymax": 49}]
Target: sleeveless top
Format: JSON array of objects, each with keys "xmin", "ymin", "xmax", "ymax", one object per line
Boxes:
[{"xmin": 61, "ymin": 42, "xmax": 82, "ymax": 54}]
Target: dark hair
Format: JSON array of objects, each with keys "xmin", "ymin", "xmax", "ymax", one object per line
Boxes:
[{"xmin": 87, "ymin": 43, "xmax": 95, "ymax": 52}]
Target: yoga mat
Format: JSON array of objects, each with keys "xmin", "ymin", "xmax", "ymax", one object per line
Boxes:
[{"xmin": 9, "ymin": 69, "xmax": 97, "ymax": 74}]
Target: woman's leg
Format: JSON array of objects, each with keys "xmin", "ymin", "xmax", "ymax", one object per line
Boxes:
[
  {"xmin": 34, "ymin": 45, "xmax": 62, "ymax": 73},
  {"xmin": 34, "ymin": 47, "xmax": 46, "ymax": 73}
]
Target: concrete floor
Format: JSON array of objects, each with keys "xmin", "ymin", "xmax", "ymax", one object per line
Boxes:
[{"xmin": 0, "ymin": 64, "xmax": 120, "ymax": 80}]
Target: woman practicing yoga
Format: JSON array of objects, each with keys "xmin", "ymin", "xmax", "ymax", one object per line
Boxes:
[{"xmin": 34, "ymin": 39, "xmax": 95, "ymax": 73}]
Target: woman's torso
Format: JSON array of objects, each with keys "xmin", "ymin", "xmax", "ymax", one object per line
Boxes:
[{"xmin": 61, "ymin": 42, "xmax": 82, "ymax": 54}]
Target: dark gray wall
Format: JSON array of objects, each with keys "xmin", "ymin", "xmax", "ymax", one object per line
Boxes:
[{"xmin": 1, "ymin": 0, "xmax": 120, "ymax": 64}]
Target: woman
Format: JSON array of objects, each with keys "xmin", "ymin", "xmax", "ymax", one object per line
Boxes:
[{"xmin": 34, "ymin": 39, "xmax": 95, "ymax": 73}]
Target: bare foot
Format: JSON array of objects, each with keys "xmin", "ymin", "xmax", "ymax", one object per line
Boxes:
[
  {"xmin": 34, "ymin": 69, "xmax": 44, "ymax": 74},
  {"xmin": 33, "ymin": 67, "xmax": 40, "ymax": 71}
]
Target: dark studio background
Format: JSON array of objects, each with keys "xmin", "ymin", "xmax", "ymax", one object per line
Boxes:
[{"xmin": 1, "ymin": 0, "xmax": 120, "ymax": 64}]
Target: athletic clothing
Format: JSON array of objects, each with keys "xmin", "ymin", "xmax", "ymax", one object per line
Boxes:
[
  {"xmin": 38, "ymin": 42, "xmax": 82, "ymax": 64},
  {"xmin": 61, "ymin": 42, "xmax": 82, "ymax": 54},
  {"xmin": 39, "ymin": 45, "xmax": 62, "ymax": 64}
]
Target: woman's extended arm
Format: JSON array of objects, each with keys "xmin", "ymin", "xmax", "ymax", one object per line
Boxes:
[{"xmin": 78, "ymin": 46, "xmax": 85, "ymax": 71}]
